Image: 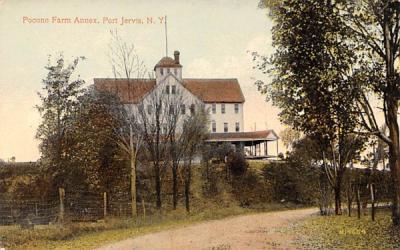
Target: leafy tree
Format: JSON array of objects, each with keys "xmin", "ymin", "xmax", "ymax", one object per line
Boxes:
[
  {"xmin": 261, "ymin": 0, "xmax": 400, "ymax": 225},
  {"xmin": 36, "ymin": 55, "xmax": 85, "ymax": 189},
  {"xmin": 255, "ymin": 0, "xmax": 364, "ymax": 215},
  {"xmin": 67, "ymin": 88, "xmax": 128, "ymax": 195},
  {"xmin": 280, "ymin": 127, "xmax": 301, "ymax": 152},
  {"xmin": 342, "ymin": 0, "xmax": 400, "ymax": 224}
]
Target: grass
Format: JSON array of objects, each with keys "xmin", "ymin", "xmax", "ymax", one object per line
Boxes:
[
  {"xmin": 294, "ymin": 209, "xmax": 400, "ymax": 249},
  {"xmin": 0, "ymin": 202, "xmax": 303, "ymax": 250}
]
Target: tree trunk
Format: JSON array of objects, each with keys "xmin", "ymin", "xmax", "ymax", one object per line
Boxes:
[
  {"xmin": 172, "ymin": 164, "xmax": 178, "ymax": 209},
  {"xmin": 130, "ymin": 155, "xmax": 137, "ymax": 218},
  {"xmin": 319, "ymin": 165, "xmax": 328, "ymax": 215},
  {"xmin": 334, "ymin": 171, "xmax": 343, "ymax": 215},
  {"xmin": 155, "ymin": 163, "xmax": 162, "ymax": 209},
  {"xmin": 184, "ymin": 160, "xmax": 192, "ymax": 213},
  {"xmin": 383, "ymin": 8, "xmax": 400, "ymax": 226},
  {"xmin": 347, "ymin": 184, "xmax": 352, "ymax": 217},
  {"xmin": 387, "ymin": 97, "xmax": 400, "ymax": 225},
  {"xmin": 129, "ymin": 125, "xmax": 137, "ymax": 218}
]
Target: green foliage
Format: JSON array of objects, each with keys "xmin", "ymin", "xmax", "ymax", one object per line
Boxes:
[
  {"xmin": 263, "ymin": 161, "xmax": 320, "ymax": 205},
  {"xmin": 36, "ymin": 55, "xmax": 86, "ymax": 189},
  {"xmin": 231, "ymin": 167, "xmax": 273, "ymax": 208},
  {"xmin": 66, "ymin": 89, "xmax": 129, "ymax": 194},
  {"xmin": 226, "ymin": 151, "xmax": 248, "ymax": 177},
  {"xmin": 255, "ymin": 0, "xmax": 359, "ymax": 140}
]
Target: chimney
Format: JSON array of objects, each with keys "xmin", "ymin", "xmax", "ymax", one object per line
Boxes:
[{"xmin": 174, "ymin": 50, "xmax": 180, "ymax": 64}]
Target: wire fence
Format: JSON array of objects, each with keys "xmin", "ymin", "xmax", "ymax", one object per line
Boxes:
[{"xmin": 0, "ymin": 189, "xmax": 159, "ymax": 227}]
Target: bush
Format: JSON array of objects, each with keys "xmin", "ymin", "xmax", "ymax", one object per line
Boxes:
[
  {"xmin": 262, "ymin": 161, "xmax": 319, "ymax": 205},
  {"xmin": 226, "ymin": 152, "xmax": 248, "ymax": 176}
]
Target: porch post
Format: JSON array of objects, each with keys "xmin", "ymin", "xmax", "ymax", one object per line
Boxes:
[{"xmin": 276, "ymin": 140, "xmax": 279, "ymax": 158}]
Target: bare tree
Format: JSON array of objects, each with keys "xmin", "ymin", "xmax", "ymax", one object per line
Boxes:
[
  {"xmin": 180, "ymin": 105, "xmax": 209, "ymax": 213},
  {"xmin": 135, "ymin": 80, "xmax": 194, "ymax": 209},
  {"xmin": 108, "ymin": 29, "xmax": 148, "ymax": 218},
  {"xmin": 135, "ymin": 86, "xmax": 169, "ymax": 209}
]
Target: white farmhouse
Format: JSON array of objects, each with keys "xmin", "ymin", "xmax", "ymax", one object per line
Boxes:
[{"xmin": 94, "ymin": 51, "xmax": 279, "ymax": 158}]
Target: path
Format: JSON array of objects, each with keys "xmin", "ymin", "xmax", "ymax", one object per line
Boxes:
[{"xmin": 97, "ymin": 208, "xmax": 317, "ymax": 250}]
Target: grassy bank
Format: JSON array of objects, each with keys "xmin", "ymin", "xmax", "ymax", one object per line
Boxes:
[
  {"xmin": 294, "ymin": 209, "xmax": 400, "ymax": 249},
  {"xmin": 0, "ymin": 202, "xmax": 304, "ymax": 250}
]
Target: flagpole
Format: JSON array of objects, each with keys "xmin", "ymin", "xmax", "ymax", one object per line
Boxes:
[{"xmin": 165, "ymin": 15, "xmax": 168, "ymax": 57}]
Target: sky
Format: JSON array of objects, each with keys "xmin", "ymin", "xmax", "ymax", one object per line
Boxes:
[{"xmin": 0, "ymin": 0, "xmax": 282, "ymax": 162}]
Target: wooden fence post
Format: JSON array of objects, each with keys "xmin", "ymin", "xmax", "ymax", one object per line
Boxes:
[
  {"xmin": 59, "ymin": 188, "xmax": 65, "ymax": 223},
  {"xmin": 356, "ymin": 187, "xmax": 361, "ymax": 219},
  {"xmin": 142, "ymin": 198, "xmax": 146, "ymax": 220},
  {"xmin": 103, "ymin": 192, "xmax": 107, "ymax": 219},
  {"xmin": 371, "ymin": 184, "xmax": 375, "ymax": 221}
]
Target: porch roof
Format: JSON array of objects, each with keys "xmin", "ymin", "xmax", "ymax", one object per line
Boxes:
[{"xmin": 206, "ymin": 130, "xmax": 279, "ymax": 143}]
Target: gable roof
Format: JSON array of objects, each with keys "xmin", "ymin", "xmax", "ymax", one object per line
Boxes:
[
  {"xmin": 94, "ymin": 78, "xmax": 156, "ymax": 104},
  {"xmin": 183, "ymin": 79, "xmax": 245, "ymax": 103},
  {"xmin": 94, "ymin": 78, "xmax": 245, "ymax": 104},
  {"xmin": 154, "ymin": 57, "xmax": 182, "ymax": 69}
]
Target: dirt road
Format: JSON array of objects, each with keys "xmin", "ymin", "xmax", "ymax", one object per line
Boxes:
[{"xmin": 97, "ymin": 208, "xmax": 316, "ymax": 250}]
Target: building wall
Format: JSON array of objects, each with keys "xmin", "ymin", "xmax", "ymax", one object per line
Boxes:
[
  {"xmin": 206, "ymin": 103, "xmax": 244, "ymax": 133},
  {"xmin": 129, "ymin": 73, "xmax": 202, "ymax": 133},
  {"xmin": 137, "ymin": 69, "xmax": 244, "ymax": 134},
  {"xmin": 155, "ymin": 67, "xmax": 182, "ymax": 84}
]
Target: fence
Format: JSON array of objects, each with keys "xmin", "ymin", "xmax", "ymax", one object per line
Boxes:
[{"xmin": 0, "ymin": 188, "xmax": 157, "ymax": 227}]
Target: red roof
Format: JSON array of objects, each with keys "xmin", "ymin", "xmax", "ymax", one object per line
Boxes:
[
  {"xmin": 154, "ymin": 57, "xmax": 182, "ymax": 68},
  {"xmin": 206, "ymin": 130, "xmax": 279, "ymax": 142},
  {"xmin": 183, "ymin": 79, "xmax": 245, "ymax": 103},
  {"xmin": 94, "ymin": 78, "xmax": 156, "ymax": 104},
  {"xmin": 94, "ymin": 78, "xmax": 245, "ymax": 104}
]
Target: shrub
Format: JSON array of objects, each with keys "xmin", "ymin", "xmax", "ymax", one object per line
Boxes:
[{"xmin": 226, "ymin": 152, "xmax": 248, "ymax": 176}]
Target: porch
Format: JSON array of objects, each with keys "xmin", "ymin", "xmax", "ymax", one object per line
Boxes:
[{"xmin": 206, "ymin": 130, "xmax": 280, "ymax": 160}]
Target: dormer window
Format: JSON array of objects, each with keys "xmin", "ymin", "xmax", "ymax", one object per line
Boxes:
[
  {"xmin": 171, "ymin": 85, "xmax": 176, "ymax": 94},
  {"xmin": 174, "ymin": 68, "xmax": 177, "ymax": 75},
  {"xmin": 190, "ymin": 104, "xmax": 195, "ymax": 115},
  {"xmin": 160, "ymin": 68, "xmax": 164, "ymax": 76},
  {"xmin": 166, "ymin": 85, "xmax": 170, "ymax": 94},
  {"xmin": 167, "ymin": 68, "xmax": 170, "ymax": 74}
]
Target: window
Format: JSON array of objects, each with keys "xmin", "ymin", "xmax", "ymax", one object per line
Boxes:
[
  {"xmin": 235, "ymin": 104, "xmax": 239, "ymax": 114},
  {"xmin": 221, "ymin": 104, "xmax": 225, "ymax": 114},
  {"xmin": 174, "ymin": 68, "xmax": 177, "ymax": 75},
  {"xmin": 224, "ymin": 123, "xmax": 228, "ymax": 133},
  {"xmin": 167, "ymin": 68, "xmax": 170, "ymax": 74},
  {"xmin": 138, "ymin": 104, "xmax": 144, "ymax": 113},
  {"xmin": 181, "ymin": 104, "xmax": 186, "ymax": 115},
  {"xmin": 169, "ymin": 105, "xmax": 175, "ymax": 115},
  {"xmin": 147, "ymin": 105, "xmax": 152, "ymax": 115},
  {"xmin": 160, "ymin": 68, "xmax": 164, "ymax": 76},
  {"xmin": 171, "ymin": 85, "xmax": 176, "ymax": 94},
  {"xmin": 235, "ymin": 122, "xmax": 240, "ymax": 132},
  {"xmin": 212, "ymin": 103, "xmax": 216, "ymax": 114},
  {"xmin": 166, "ymin": 85, "xmax": 170, "ymax": 94},
  {"xmin": 212, "ymin": 121, "xmax": 216, "ymax": 133},
  {"xmin": 190, "ymin": 104, "xmax": 195, "ymax": 115},
  {"xmin": 163, "ymin": 124, "xmax": 168, "ymax": 134}
]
